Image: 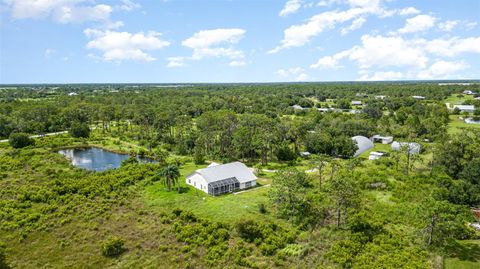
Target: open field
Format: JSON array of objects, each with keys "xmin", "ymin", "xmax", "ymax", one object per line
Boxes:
[
  {"xmin": 444, "ymin": 94, "xmax": 475, "ymax": 105},
  {"xmin": 448, "ymin": 115, "xmax": 480, "ymax": 134}
]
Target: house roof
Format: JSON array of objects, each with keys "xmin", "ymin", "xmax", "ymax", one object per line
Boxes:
[
  {"xmin": 187, "ymin": 161, "xmax": 257, "ymax": 184},
  {"xmin": 352, "ymin": 136, "xmax": 374, "ymax": 157},
  {"xmin": 292, "ymin": 104, "xmax": 305, "ymax": 110},
  {"xmin": 391, "ymin": 141, "xmax": 421, "ymax": 154},
  {"xmin": 372, "ymin": 135, "xmax": 393, "ymax": 140},
  {"xmin": 454, "ymin": 105, "xmax": 475, "ymax": 110}
]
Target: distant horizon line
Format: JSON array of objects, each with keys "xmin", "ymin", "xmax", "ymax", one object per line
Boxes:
[{"xmin": 1, "ymin": 79, "xmax": 480, "ymax": 86}]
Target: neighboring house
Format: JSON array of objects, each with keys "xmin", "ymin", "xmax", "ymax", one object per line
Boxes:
[
  {"xmin": 463, "ymin": 90, "xmax": 476, "ymax": 95},
  {"xmin": 68, "ymin": 92, "xmax": 78, "ymax": 96},
  {"xmin": 453, "ymin": 105, "xmax": 475, "ymax": 113},
  {"xmin": 369, "ymin": 151, "xmax": 386, "ymax": 160},
  {"xmin": 375, "ymin": 95, "xmax": 387, "ymax": 100},
  {"xmin": 371, "ymin": 135, "xmax": 394, "ymax": 144},
  {"xmin": 412, "ymin": 96, "xmax": 425, "ymax": 100},
  {"xmin": 186, "ymin": 162, "xmax": 257, "ymax": 196},
  {"xmin": 351, "ymin": 100, "xmax": 363, "ymax": 106},
  {"xmin": 391, "ymin": 141, "xmax": 421, "ymax": 154},
  {"xmin": 300, "ymin": 151, "xmax": 311, "ymax": 157},
  {"xmin": 465, "ymin": 118, "xmax": 480, "ymax": 124},
  {"xmin": 317, "ymin": 108, "xmax": 330, "ymax": 113},
  {"xmin": 352, "ymin": 136, "xmax": 374, "ymax": 157},
  {"xmin": 292, "ymin": 104, "xmax": 305, "ymax": 110}
]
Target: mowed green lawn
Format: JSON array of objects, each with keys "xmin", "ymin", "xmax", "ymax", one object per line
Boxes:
[
  {"xmin": 358, "ymin": 142, "xmax": 392, "ymax": 159},
  {"xmin": 142, "ymin": 161, "xmax": 279, "ymax": 224},
  {"xmin": 444, "ymin": 94, "xmax": 475, "ymax": 106},
  {"xmin": 444, "ymin": 240, "xmax": 480, "ymax": 269},
  {"xmin": 448, "ymin": 115, "xmax": 480, "ymax": 134}
]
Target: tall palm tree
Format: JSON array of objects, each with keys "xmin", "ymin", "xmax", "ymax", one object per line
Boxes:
[{"xmin": 158, "ymin": 165, "xmax": 181, "ymax": 192}]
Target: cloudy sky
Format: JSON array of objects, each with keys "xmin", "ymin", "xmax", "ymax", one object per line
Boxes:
[{"xmin": 1, "ymin": 0, "xmax": 479, "ymax": 83}]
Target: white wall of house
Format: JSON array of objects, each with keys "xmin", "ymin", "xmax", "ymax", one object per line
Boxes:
[
  {"xmin": 186, "ymin": 173, "xmax": 209, "ymax": 194},
  {"xmin": 186, "ymin": 175, "xmax": 258, "ymax": 195}
]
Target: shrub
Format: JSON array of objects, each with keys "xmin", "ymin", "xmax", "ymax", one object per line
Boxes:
[
  {"xmin": 69, "ymin": 122, "xmax": 90, "ymax": 138},
  {"xmin": 193, "ymin": 149, "xmax": 205, "ymax": 165},
  {"xmin": 121, "ymin": 156, "xmax": 138, "ymax": 167},
  {"xmin": 9, "ymin": 133, "xmax": 35, "ymax": 148},
  {"xmin": 277, "ymin": 244, "xmax": 307, "ymax": 257},
  {"xmin": 232, "ymin": 240, "xmax": 256, "ymax": 268},
  {"xmin": 0, "ymin": 241, "xmax": 10, "ymax": 269},
  {"xmin": 205, "ymin": 243, "xmax": 229, "ymax": 266},
  {"xmin": 101, "ymin": 237, "xmax": 125, "ymax": 257},
  {"xmin": 235, "ymin": 219, "xmax": 263, "ymax": 243},
  {"xmin": 276, "ymin": 144, "xmax": 296, "ymax": 161},
  {"xmin": 258, "ymin": 203, "xmax": 267, "ymax": 214}
]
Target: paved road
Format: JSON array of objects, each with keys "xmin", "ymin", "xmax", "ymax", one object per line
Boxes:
[{"xmin": 0, "ymin": 131, "xmax": 68, "ymax": 143}]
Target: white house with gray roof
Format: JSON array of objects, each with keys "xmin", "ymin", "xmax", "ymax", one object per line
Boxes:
[
  {"xmin": 453, "ymin": 105, "xmax": 475, "ymax": 113},
  {"xmin": 186, "ymin": 162, "xmax": 257, "ymax": 195}
]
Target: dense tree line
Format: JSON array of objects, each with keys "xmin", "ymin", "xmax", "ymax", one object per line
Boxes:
[{"xmin": 1, "ymin": 83, "xmax": 468, "ymax": 164}]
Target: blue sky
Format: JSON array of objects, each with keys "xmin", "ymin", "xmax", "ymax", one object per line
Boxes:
[{"xmin": 0, "ymin": 0, "xmax": 479, "ymax": 83}]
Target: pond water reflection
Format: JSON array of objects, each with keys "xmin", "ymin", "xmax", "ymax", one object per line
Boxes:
[{"xmin": 58, "ymin": 147, "xmax": 154, "ymax": 171}]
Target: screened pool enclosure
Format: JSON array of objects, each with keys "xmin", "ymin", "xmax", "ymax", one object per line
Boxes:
[{"xmin": 207, "ymin": 177, "xmax": 241, "ymax": 195}]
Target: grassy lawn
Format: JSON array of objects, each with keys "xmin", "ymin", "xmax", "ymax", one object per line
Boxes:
[
  {"xmin": 143, "ymin": 161, "xmax": 279, "ymax": 224},
  {"xmin": 448, "ymin": 115, "xmax": 480, "ymax": 134},
  {"xmin": 256, "ymin": 159, "xmax": 311, "ymax": 172},
  {"xmin": 444, "ymin": 240, "xmax": 480, "ymax": 269},
  {"xmin": 358, "ymin": 142, "xmax": 392, "ymax": 158},
  {"xmin": 444, "ymin": 94, "xmax": 474, "ymax": 106}
]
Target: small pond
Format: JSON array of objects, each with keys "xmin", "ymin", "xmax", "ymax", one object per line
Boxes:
[{"xmin": 58, "ymin": 147, "xmax": 155, "ymax": 172}]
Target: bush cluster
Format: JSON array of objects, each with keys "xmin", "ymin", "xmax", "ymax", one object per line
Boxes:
[
  {"xmin": 101, "ymin": 237, "xmax": 125, "ymax": 257},
  {"xmin": 235, "ymin": 219, "xmax": 297, "ymax": 255}
]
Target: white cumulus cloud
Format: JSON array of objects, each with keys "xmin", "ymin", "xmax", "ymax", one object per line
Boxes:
[
  {"xmin": 279, "ymin": 0, "xmax": 303, "ymax": 17},
  {"xmin": 438, "ymin": 20, "xmax": 458, "ymax": 32},
  {"xmin": 398, "ymin": 7, "xmax": 420, "ymax": 16},
  {"xmin": 84, "ymin": 29, "xmax": 170, "ymax": 62},
  {"xmin": 424, "ymin": 37, "xmax": 480, "ymax": 57},
  {"xmin": 118, "ymin": 0, "xmax": 141, "ymax": 12},
  {"xmin": 168, "ymin": 28, "xmax": 247, "ymax": 67},
  {"xmin": 277, "ymin": 67, "xmax": 309, "ymax": 81},
  {"xmin": 4, "ymin": 0, "xmax": 112, "ymax": 23},
  {"xmin": 313, "ymin": 33, "xmax": 480, "ymax": 80},
  {"xmin": 348, "ymin": 34, "xmax": 429, "ymax": 68},
  {"xmin": 358, "ymin": 71, "xmax": 404, "ymax": 81},
  {"xmin": 269, "ymin": 0, "xmax": 388, "ymax": 53},
  {"xmin": 418, "ymin": 60, "xmax": 468, "ymax": 79},
  {"xmin": 167, "ymin": 57, "xmax": 186, "ymax": 68},
  {"xmin": 341, "ymin": 17, "xmax": 366, "ymax": 35},
  {"xmin": 398, "ymin": 14, "xmax": 436, "ymax": 34}
]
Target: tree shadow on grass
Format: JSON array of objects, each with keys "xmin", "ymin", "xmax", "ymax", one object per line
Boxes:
[{"xmin": 445, "ymin": 241, "xmax": 480, "ymax": 262}]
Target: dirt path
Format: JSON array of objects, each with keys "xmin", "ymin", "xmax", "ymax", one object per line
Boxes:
[{"xmin": 0, "ymin": 131, "xmax": 68, "ymax": 143}]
